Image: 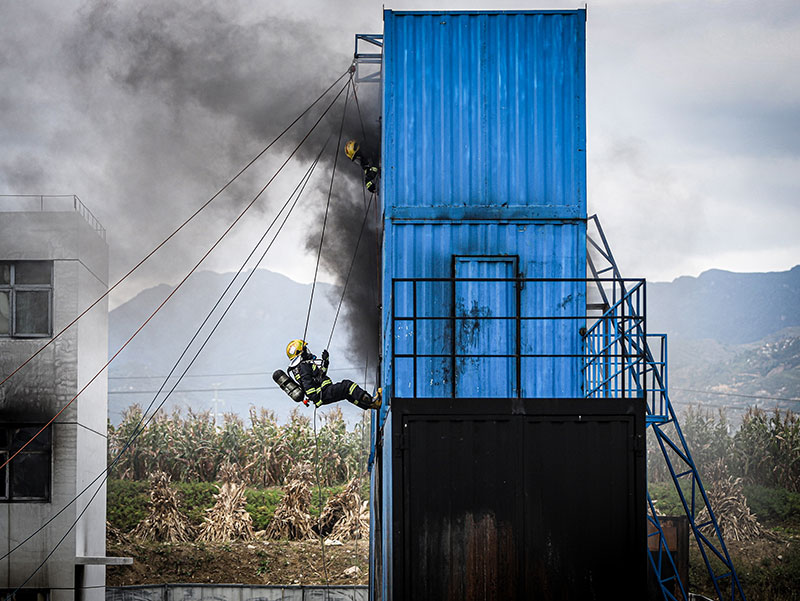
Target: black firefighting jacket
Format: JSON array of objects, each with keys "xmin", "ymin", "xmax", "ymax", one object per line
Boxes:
[{"xmin": 288, "ymin": 353, "xmax": 331, "ymax": 407}]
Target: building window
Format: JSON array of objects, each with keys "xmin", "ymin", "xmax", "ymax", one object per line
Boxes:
[
  {"xmin": 0, "ymin": 425, "xmax": 51, "ymax": 501},
  {"xmin": 0, "ymin": 261, "xmax": 53, "ymax": 337}
]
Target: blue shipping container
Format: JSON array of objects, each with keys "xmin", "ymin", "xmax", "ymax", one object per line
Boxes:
[
  {"xmin": 374, "ymin": 10, "xmax": 588, "ymax": 600},
  {"xmin": 382, "ymin": 10, "xmax": 587, "ymax": 216}
]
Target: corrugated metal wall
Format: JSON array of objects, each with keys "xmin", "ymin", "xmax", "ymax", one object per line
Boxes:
[
  {"xmin": 382, "ymin": 10, "xmax": 586, "ymax": 213},
  {"xmin": 375, "ymin": 10, "xmax": 588, "ymax": 600},
  {"xmin": 390, "ymin": 398, "xmax": 646, "ymax": 600},
  {"xmin": 387, "ymin": 221, "xmax": 586, "ymax": 399}
]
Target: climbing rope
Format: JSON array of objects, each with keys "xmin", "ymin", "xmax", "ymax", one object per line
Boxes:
[
  {"xmin": 312, "ymin": 406, "xmax": 332, "ymax": 595},
  {"xmin": 301, "ymin": 73, "xmax": 356, "ymax": 597},
  {"xmin": 305, "ymin": 74, "xmax": 380, "ymax": 597},
  {"xmin": 326, "ymin": 191, "xmax": 375, "ymax": 350},
  {"xmin": 0, "ymin": 77, "xmax": 350, "ymax": 474},
  {"xmin": 1, "ymin": 130, "xmax": 336, "ymax": 601},
  {"xmin": 303, "ymin": 80, "xmax": 353, "ymax": 344}
]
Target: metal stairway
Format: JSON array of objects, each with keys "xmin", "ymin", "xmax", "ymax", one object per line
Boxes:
[{"xmin": 585, "ymin": 215, "xmax": 747, "ymax": 601}]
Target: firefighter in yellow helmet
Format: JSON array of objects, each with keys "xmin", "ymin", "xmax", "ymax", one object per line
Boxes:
[
  {"xmin": 344, "ymin": 140, "xmax": 380, "ymax": 194},
  {"xmin": 284, "ymin": 339, "xmax": 381, "ymax": 410}
]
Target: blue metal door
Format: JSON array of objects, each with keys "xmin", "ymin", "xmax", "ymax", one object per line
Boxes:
[{"xmin": 454, "ymin": 256, "xmax": 518, "ymax": 398}]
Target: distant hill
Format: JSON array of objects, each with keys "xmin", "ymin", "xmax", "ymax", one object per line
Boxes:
[
  {"xmin": 648, "ymin": 266, "xmax": 800, "ymax": 344},
  {"xmin": 646, "ymin": 266, "xmax": 800, "ymax": 417},
  {"xmin": 108, "ymin": 269, "xmax": 373, "ymax": 424},
  {"xmin": 109, "ymin": 266, "xmax": 800, "ymax": 424}
]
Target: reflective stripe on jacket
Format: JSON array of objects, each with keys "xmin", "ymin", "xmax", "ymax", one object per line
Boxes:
[{"xmin": 288, "ymin": 357, "xmax": 330, "ymax": 406}]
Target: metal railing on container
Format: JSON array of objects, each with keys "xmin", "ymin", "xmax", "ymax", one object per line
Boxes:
[{"xmin": 389, "ymin": 276, "xmax": 667, "ymax": 418}]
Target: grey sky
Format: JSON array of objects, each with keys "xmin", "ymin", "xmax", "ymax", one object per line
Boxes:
[{"xmin": 1, "ymin": 0, "xmax": 798, "ymax": 310}]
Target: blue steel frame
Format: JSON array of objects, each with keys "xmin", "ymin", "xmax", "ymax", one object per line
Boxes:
[
  {"xmin": 354, "ymin": 34, "xmax": 382, "ymax": 84},
  {"xmin": 586, "ymin": 215, "xmax": 747, "ymax": 601},
  {"xmin": 382, "ymin": 218, "xmax": 748, "ymax": 601},
  {"xmin": 362, "ymin": 10, "xmax": 745, "ymax": 598}
]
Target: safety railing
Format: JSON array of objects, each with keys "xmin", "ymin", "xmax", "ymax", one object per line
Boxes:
[
  {"xmin": 354, "ymin": 33, "xmax": 383, "ymax": 84},
  {"xmin": 0, "ymin": 194, "xmax": 106, "ymax": 240},
  {"xmin": 586, "ymin": 214, "xmax": 746, "ymax": 600},
  {"xmin": 390, "ymin": 276, "xmax": 664, "ymax": 406}
]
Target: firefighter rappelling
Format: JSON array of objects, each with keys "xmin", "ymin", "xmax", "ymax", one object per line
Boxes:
[
  {"xmin": 345, "ymin": 139, "xmax": 380, "ymax": 194},
  {"xmin": 273, "ymin": 339, "xmax": 381, "ymax": 410}
]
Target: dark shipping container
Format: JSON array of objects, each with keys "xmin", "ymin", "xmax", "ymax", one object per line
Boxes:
[{"xmin": 387, "ymin": 398, "xmax": 646, "ymax": 600}]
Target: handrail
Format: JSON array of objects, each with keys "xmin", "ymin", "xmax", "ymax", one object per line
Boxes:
[{"xmin": 0, "ymin": 194, "xmax": 106, "ymax": 240}]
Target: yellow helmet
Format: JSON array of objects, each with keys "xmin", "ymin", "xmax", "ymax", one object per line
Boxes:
[
  {"xmin": 286, "ymin": 339, "xmax": 307, "ymax": 360},
  {"xmin": 344, "ymin": 139, "xmax": 359, "ymax": 161}
]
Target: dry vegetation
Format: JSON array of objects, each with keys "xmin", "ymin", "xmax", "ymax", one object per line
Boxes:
[
  {"xmin": 131, "ymin": 471, "xmax": 194, "ymax": 543},
  {"xmin": 265, "ymin": 462, "xmax": 316, "ymax": 541},
  {"xmin": 320, "ymin": 477, "xmax": 369, "ymax": 542},
  {"xmin": 697, "ymin": 460, "xmax": 773, "ymax": 542}
]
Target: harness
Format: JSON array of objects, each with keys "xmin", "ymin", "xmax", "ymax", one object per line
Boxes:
[{"xmin": 288, "ymin": 356, "xmax": 332, "ymax": 406}]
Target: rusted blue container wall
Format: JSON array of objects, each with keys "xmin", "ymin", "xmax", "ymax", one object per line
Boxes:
[
  {"xmin": 382, "ymin": 10, "xmax": 586, "ymax": 213},
  {"xmin": 375, "ymin": 10, "xmax": 587, "ymax": 600},
  {"xmin": 389, "ymin": 221, "xmax": 586, "ymax": 399}
]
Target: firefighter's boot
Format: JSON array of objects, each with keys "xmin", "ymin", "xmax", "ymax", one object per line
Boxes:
[{"xmin": 367, "ymin": 388, "xmax": 382, "ymax": 410}]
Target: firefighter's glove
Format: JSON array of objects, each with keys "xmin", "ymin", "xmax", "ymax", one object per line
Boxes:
[{"xmin": 322, "ymin": 349, "xmax": 329, "ymax": 362}]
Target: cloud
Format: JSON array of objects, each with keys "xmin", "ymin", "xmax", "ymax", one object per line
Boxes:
[{"xmin": 0, "ymin": 0, "xmax": 797, "ymax": 301}]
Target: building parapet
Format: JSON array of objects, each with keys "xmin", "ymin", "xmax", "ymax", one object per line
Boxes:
[{"xmin": 0, "ymin": 195, "xmax": 106, "ymax": 240}]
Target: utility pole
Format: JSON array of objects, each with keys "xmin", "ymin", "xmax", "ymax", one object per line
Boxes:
[{"xmin": 211, "ymin": 382, "xmax": 225, "ymax": 428}]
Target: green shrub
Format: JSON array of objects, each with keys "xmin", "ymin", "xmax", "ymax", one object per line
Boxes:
[
  {"xmin": 649, "ymin": 480, "xmax": 707, "ymax": 516},
  {"xmin": 744, "ymin": 484, "xmax": 800, "ymax": 530},
  {"xmin": 106, "ymin": 479, "xmax": 150, "ymax": 532},
  {"xmin": 245, "ymin": 487, "xmax": 284, "ymax": 531},
  {"xmin": 173, "ymin": 481, "xmax": 220, "ymax": 525}
]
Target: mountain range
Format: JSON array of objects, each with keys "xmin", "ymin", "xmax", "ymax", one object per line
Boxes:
[
  {"xmin": 108, "ymin": 265, "xmax": 800, "ymax": 423},
  {"xmin": 647, "ymin": 266, "xmax": 800, "ymax": 418},
  {"xmin": 107, "ymin": 269, "xmax": 373, "ymax": 425}
]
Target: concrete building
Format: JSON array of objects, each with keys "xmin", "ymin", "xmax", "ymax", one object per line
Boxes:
[{"xmin": 0, "ymin": 196, "xmax": 109, "ymax": 601}]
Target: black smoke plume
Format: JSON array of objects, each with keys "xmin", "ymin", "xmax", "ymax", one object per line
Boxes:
[
  {"xmin": 69, "ymin": 1, "xmax": 382, "ymax": 367},
  {"xmin": 303, "ymin": 99, "xmax": 382, "ymax": 370}
]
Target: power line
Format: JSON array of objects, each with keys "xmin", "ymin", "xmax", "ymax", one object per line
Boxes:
[
  {"xmin": 0, "ymin": 78, "xmax": 350, "ymax": 475},
  {"xmin": 108, "ymin": 366, "xmax": 366, "ymax": 380},
  {"xmin": 667, "ymin": 399, "xmax": 785, "ymax": 413},
  {"xmin": 1, "ymin": 100, "xmax": 339, "ymax": 601},
  {"xmin": 0, "ymin": 69, "xmax": 350, "ymax": 391},
  {"xmin": 109, "ymin": 385, "xmax": 281, "ymax": 395},
  {"xmin": 670, "ymin": 387, "xmax": 800, "ymax": 403}
]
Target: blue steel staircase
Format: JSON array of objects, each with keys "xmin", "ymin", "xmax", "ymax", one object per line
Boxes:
[{"xmin": 585, "ymin": 215, "xmax": 746, "ymax": 601}]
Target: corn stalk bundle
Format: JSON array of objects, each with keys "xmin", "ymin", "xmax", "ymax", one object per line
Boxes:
[
  {"xmin": 131, "ymin": 471, "xmax": 194, "ymax": 542},
  {"xmin": 106, "ymin": 521, "xmax": 126, "ymax": 543},
  {"xmin": 265, "ymin": 462, "xmax": 315, "ymax": 540},
  {"xmin": 697, "ymin": 460, "xmax": 771, "ymax": 542},
  {"xmin": 217, "ymin": 460, "xmax": 242, "ymax": 484},
  {"xmin": 198, "ymin": 481, "xmax": 255, "ymax": 542},
  {"xmin": 330, "ymin": 499, "xmax": 370, "ymax": 542},
  {"xmin": 319, "ymin": 477, "xmax": 369, "ymax": 541}
]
